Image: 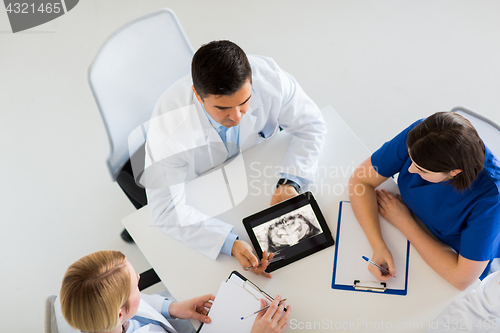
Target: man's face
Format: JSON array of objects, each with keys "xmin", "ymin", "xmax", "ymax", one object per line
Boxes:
[{"xmin": 193, "ymin": 79, "xmax": 252, "ymax": 128}]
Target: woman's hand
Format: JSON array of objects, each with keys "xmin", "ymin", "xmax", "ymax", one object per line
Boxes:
[
  {"xmin": 376, "ymin": 189, "xmax": 414, "ymax": 232},
  {"xmin": 250, "ymin": 296, "xmax": 291, "ymax": 333},
  {"xmin": 168, "ymin": 294, "xmax": 215, "ymax": 323},
  {"xmin": 369, "ymin": 246, "xmax": 396, "ymax": 281}
]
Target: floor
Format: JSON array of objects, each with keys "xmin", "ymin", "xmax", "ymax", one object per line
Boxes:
[{"xmin": 1, "ymin": 1, "xmax": 500, "ymax": 331}]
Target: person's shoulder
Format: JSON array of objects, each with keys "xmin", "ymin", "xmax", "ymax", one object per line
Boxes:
[
  {"xmin": 388, "ymin": 118, "xmax": 424, "ymax": 143},
  {"xmin": 396, "ymin": 118, "xmax": 425, "ymax": 140},
  {"xmin": 248, "ymin": 55, "xmax": 281, "ymax": 76},
  {"xmin": 154, "ymin": 74, "xmax": 194, "ymax": 113},
  {"xmin": 248, "ymin": 54, "xmax": 278, "ymax": 68},
  {"xmin": 409, "ymin": 118, "xmax": 424, "ymax": 129},
  {"xmin": 158, "ymin": 74, "xmax": 193, "ymax": 101},
  {"xmin": 479, "ymin": 146, "xmax": 500, "ymax": 196}
]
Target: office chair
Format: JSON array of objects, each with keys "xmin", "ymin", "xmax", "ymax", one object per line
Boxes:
[
  {"xmin": 451, "ymin": 107, "xmax": 500, "ymax": 158},
  {"xmin": 44, "ymin": 269, "xmax": 195, "ymax": 333},
  {"xmin": 88, "ymin": 8, "xmax": 194, "ymax": 241}
]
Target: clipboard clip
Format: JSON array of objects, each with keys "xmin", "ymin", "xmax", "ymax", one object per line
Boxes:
[
  {"xmin": 243, "ymin": 280, "xmax": 274, "ymax": 302},
  {"xmin": 353, "ymin": 280, "xmax": 387, "ymax": 292}
]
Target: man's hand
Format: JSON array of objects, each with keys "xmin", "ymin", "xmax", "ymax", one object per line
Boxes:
[
  {"xmin": 250, "ymin": 296, "xmax": 291, "ymax": 333},
  {"xmin": 232, "ymin": 240, "xmax": 274, "ymax": 278},
  {"xmin": 168, "ymin": 294, "xmax": 215, "ymax": 324},
  {"xmin": 270, "ymin": 185, "xmax": 298, "ymax": 206}
]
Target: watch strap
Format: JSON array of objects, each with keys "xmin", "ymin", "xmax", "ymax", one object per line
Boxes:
[{"xmin": 276, "ymin": 178, "xmax": 301, "ymax": 193}]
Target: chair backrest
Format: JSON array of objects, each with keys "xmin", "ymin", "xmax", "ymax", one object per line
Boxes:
[
  {"xmin": 44, "ymin": 295, "xmax": 59, "ymax": 333},
  {"xmin": 451, "ymin": 107, "xmax": 500, "ymax": 158},
  {"xmin": 89, "ymin": 8, "xmax": 194, "ymax": 180}
]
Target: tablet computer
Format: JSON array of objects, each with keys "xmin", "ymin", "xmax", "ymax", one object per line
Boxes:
[{"xmin": 243, "ymin": 192, "xmax": 334, "ymax": 272}]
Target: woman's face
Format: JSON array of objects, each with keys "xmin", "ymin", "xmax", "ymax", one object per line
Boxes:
[
  {"xmin": 120, "ymin": 261, "xmax": 141, "ymax": 323},
  {"xmin": 408, "ymin": 161, "xmax": 453, "ymax": 183},
  {"xmin": 269, "ymin": 216, "xmax": 310, "ymax": 246},
  {"xmin": 407, "ymin": 152, "xmax": 461, "ymax": 183}
]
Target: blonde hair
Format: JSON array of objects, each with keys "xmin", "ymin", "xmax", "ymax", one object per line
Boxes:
[{"xmin": 60, "ymin": 250, "xmax": 131, "ymax": 333}]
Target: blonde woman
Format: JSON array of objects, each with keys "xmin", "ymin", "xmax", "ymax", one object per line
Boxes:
[{"xmin": 60, "ymin": 250, "xmax": 290, "ymax": 333}]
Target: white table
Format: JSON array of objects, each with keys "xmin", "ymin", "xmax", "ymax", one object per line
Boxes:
[{"xmin": 123, "ymin": 107, "xmax": 473, "ymax": 332}]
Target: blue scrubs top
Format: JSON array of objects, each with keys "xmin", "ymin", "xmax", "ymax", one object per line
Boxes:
[{"xmin": 371, "ymin": 120, "xmax": 500, "ymax": 279}]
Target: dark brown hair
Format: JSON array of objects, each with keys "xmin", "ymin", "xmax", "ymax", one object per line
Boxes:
[
  {"xmin": 191, "ymin": 40, "xmax": 252, "ymax": 99},
  {"xmin": 407, "ymin": 112, "xmax": 485, "ymax": 190}
]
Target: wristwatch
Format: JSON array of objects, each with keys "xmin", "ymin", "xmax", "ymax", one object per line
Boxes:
[{"xmin": 276, "ymin": 178, "xmax": 301, "ymax": 193}]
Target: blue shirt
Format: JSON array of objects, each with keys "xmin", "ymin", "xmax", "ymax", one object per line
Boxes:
[
  {"xmin": 203, "ymin": 107, "xmax": 241, "ymax": 160},
  {"xmin": 371, "ymin": 120, "xmax": 500, "ymax": 279}
]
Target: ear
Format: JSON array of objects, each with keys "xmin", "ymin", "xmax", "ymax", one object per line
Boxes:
[
  {"xmin": 118, "ymin": 306, "xmax": 125, "ymax": 323},
  {"xmin": 192, "ymin": 85, "xmax": 203, "ymax": 104},
  {"xmin": 450, "ymin": 169, "xmax": 462, "ymax": 177}
]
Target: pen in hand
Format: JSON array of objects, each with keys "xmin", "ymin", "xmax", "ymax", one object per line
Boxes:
[
  {"xmin": 240, "ymin": 299, "xmax": 287, "ymax": 320},
  {"xmin": 245, "ymin": 255, "xmax": 285, "ymax": 270},
  {"xmin": 362, "ymin": 256, "xmax": 395, "ymax": 278}
]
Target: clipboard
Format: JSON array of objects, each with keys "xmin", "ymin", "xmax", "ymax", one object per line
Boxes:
[
  {"xmin": 331, "ymin": 182, "xmax": 410, "ymax": 295},
  {"xmin": 197, "ymin": 271, "xmax": 276, "ymax": 333}
]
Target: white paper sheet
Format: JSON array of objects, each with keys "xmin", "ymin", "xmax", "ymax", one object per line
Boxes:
[
  {"xmin": 199, "ymin": 274, "xmax": 271, "ymax": 333},
  {"xmin": 334, "ymin": 201, "xmax": 408, "ymax": 290}
]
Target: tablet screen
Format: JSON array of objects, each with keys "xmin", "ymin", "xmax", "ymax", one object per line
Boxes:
[
  {"xmin": 243, "ymin": 192, "xmax": 334, "ymax": 272},
  {"xmin": 252, "ymin": 204, "xmax": 323, "ymax": 253}
]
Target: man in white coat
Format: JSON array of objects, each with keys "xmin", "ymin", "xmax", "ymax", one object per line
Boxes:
[
  {"xmin": 142, "ymin": 40, "xmax": 326, "ymax": 276},
  {"xmin": 424, "ymin": 270, "xmax": 500, "ymax": 332},
  {"xmin": 59, "ymin": 250, "xmax": 290, "ymax": 333}
]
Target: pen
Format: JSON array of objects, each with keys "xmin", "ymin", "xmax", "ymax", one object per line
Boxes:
[
  {"xmin": 240, "ymin": 299, "xmax": 287, "ymax": 320},
  {"xmin": 245, "ymin": 255, "xmax": 285, "ymax": 270},
  {"xmin": 362, "ymin": 256, "xmax": 395, "ymax": 278}
]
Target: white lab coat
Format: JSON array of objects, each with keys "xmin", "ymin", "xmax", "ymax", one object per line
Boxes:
[
  {"xmin": 54, "ymin": 294, "xmax": 177, "ymax": 333},
  {"xmin": 144, "ymin": 55, "xmax": 327, "ymax": 260},
  {"xmin": 133, "ymin": 294, "xmax": 178, "ymax": 333},
  {"xmin": 425, "ymin": 271, "xmax": 500, "ymax": 333}
]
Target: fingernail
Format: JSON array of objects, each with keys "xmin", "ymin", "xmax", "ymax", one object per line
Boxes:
[
  {"xmin": 276, "ymin": 295, "xmax": 281, "ymax": 300},
  {"xmin": 204, "ymin": 318, "xmax": 209, "ymax": 323}
]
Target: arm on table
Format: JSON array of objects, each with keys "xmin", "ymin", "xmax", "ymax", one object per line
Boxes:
[
  {"xmin": 145, "ymin": 144, "xmax": 272, "ymax": 276},
  {"xmin": 270, "ymin": 185, "xmax": 298, "ymax": 206},
  {"xmin": 376, "ymin": 189, "xmax": 488, "ymax": 290},
  {"xmin": 269, "ymin": 66, "xmax": 326, "ymax": 207},
  {"xmin": 168, "ymin": 294, "xmax": 215, "ymax": 324},
  {"xmin": 348, "ymin": 157, "xmax": 395, "ymax": 281}
]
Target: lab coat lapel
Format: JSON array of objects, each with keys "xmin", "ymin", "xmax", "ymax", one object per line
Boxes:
[
  {"xmin": 193, "ymin": 95, "xmax": 228, "ymax": 168},
  {"xmin": 240, "ymin": 91, "xmax": 263, "ymax": 150}
]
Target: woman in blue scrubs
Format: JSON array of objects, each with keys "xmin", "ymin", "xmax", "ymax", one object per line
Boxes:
[{"xmin": 349, "ymin": 112, "xmax": 500, "ymax": 290}]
